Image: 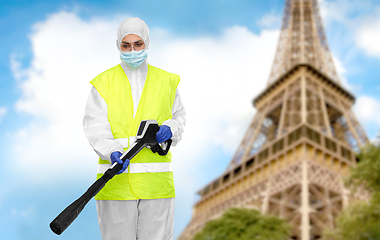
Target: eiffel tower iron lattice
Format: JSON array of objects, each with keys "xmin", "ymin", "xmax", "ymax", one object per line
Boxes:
[{"xmin": 178, "ymin": 0, "xmax": 369, "ymax": 239}]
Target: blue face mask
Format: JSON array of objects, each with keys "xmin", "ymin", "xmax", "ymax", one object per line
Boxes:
[{"xmin": 120, "ymin": 49, "xmax": 148, "ymax": 70}]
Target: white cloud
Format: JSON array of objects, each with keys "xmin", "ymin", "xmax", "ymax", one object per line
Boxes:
[
  {"xmin": 319, "ymin": 0, "xmax": 370, "ymax": 27},
  {"xmin": 10, "ymin": 11, "xmax": 126, "ymax": 183},
  {"xmin": 332, "ymin": 54, "xmax": 346, "ymax": 76},
  {"xmin": 257, "ymin": 12, "xmax": 282, "ymax": 29},
  {"xmin": 355, "ymin": 9, "xmax": 380, "ymax": 58},
  {"xmin": 319, "ymin": 0, "xmax": 350, "ymax": 25},
  {"xmin": 319, "ymin": 0, "xmax": 380, "ymax": 59},
  {"xmin": 0, "ymin": 107, "xmax": 6, "ymax": 124},
  {"xmin": 11, "ymin": 206, "xmax": 36, "ymax": 218},
  {"xmin": 353, "ymin": 96, "xmax": 380, "ymax": 126},
  {"xmin": 331, "ymin": 54, "xmax": 358, "ymax": 91}
]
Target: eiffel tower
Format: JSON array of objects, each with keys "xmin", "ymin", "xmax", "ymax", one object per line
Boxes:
[{"xmin": 178, "ymin": 0, "xmax": 369, "ymax": 239}]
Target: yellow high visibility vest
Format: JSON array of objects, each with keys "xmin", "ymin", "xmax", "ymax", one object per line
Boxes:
[{"xmin": 90, "ymin": 64, "xmax": 179, "ymax": 200}]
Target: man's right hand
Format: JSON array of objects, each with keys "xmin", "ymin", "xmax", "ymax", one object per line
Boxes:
[{"xmin": 110, "ymin": 151, "xmax": 129, "ymax": 174}]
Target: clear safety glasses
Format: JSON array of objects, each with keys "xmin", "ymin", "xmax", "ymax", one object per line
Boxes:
[{"xmin": 121, "ymin": 40, "xmax": 145, "ymax": 52}]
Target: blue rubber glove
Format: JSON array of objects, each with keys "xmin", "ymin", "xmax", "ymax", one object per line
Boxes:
[
  {"xmin": 110, "ymin": 151, "xmax": 129, "ymax": 174},
  {"xmin": 156, "ymin": 125, "xmax": 172, "ymax": 143}
]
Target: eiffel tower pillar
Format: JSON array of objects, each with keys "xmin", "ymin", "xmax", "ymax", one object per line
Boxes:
[
  {"xmin": 301, "ymin": 157, "xmax": 312, "ymax": 240},
  {"xmin": 178, "ymin": 0, "xmax": 369, "ymax": 239}
]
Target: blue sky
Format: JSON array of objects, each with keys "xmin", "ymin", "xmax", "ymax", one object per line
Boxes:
[{"xmin": 1, "ymin": 0, "xmax": 380, "ymax": 239}]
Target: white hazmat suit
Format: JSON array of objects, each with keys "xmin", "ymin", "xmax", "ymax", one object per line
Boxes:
[{"xmin": 83, "ymin": 17, "xmax": 186, "ymax": 240}]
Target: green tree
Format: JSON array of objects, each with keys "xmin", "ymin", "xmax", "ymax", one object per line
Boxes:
[
  {"xmin": 323, "ymin": 200, "xmax": 380, "ymax": 240},
  {"xmin": 193, "ymin": 208, "xmax": 290, "ymax": 240},
  {"xmin": 347, "ymin": 141, "xmax": 380, "ymax": 202},
  {"xmin": 323, "ymin": 141, "xmax": 380, "ymax": 240}
]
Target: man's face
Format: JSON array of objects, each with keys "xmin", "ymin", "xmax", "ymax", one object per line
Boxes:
[{"xmin": 121, "ymin": 34, "xmax": 145, "ymax": 52}]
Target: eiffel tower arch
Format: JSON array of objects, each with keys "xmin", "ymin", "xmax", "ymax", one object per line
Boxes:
[{"xmin": 178, "ymin": 0, "xmax": 368, "ymax": 239}]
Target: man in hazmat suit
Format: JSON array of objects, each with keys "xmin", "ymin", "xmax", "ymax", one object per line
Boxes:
[{"xmin": 83, "ymin": 17, "xmax": 186, "ymax": 240}]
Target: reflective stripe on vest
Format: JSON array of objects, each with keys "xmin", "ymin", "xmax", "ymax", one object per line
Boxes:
[
  {"xmin": 90, "ymin": 64, "xmax": 179, "ymax": 200},
  {"xmin": 97, "ymin": 162, "xmax": 173, "ymax": 174},
  {"xmin": 115, "ymin": 137, "xmax": 137, "ymax": 148}
]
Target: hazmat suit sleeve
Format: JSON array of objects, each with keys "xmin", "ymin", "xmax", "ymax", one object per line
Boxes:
[
  {"xmin": 83, "ymin": 86, "xmax": 124, "ymax": 162},
  {"xmin": 162, "ymin": 89, "xmax": 186, "ymax": 146}
]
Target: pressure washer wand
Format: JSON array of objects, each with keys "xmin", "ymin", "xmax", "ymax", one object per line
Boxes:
[{"xmin": 49, "ymin": 120, "xmax": 172, "ymax": 235}]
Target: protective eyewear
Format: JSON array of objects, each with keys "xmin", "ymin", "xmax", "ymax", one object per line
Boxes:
[{"xmin": 121, "ymin": 40, "xmax": 145, "ymax": 51}]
